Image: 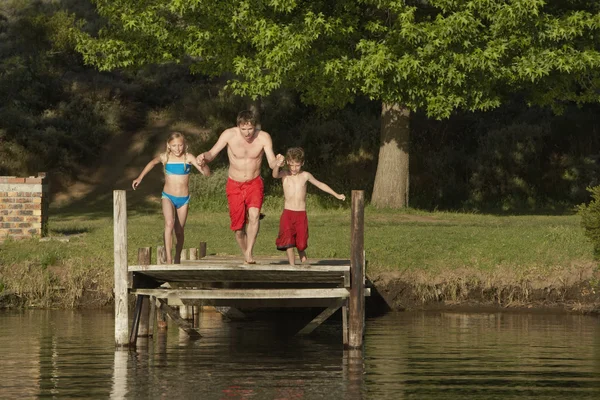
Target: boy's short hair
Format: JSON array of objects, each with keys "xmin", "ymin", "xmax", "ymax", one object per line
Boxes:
[
  {"xmin": 236, "ymin": 110, "xmax": 257, "ymax": 126},
  {"xmin": 286, "ymin": 147, "xmax": 305, "ymax": 163}
]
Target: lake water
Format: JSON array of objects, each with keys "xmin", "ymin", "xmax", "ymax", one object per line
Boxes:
[{"xmin": 1, "ymin": 309, "xmax": 599, "ymax": 399}]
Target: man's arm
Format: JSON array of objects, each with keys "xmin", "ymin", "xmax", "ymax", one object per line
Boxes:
[
  {"xmin": 188, "ymin": 154, "xmax": 211, "ymax": 177},
  {"xmin": 306, "ymin": 173, "xmax": 346, "ymax": 200},
  {"xmin": 272, "ymin": 154, "xmax": 285, "ymax": 178},
  {"xmin": 261, "ymin": 131, "xmax": 278, "ymax": 169},
  {"xmin": 197, "ymin": 129, "xmax": 231, "ymax": 164}
]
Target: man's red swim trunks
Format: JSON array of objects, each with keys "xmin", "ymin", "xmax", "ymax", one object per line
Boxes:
[
  {"xmin": 276, "ymin": 209, "xmax": 308, "ymax": 251},
  {"xmin": 226, "ymin": 175, "xmax": 264, "ymax": 231}
]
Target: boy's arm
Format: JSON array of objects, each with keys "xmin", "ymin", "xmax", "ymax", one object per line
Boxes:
[
  {"xmin": 188, "ymin": 154, "xmax": 211, "ymax": 177},
  {"xmin": 197, "ymin": 129, "xmax": 231, "ymax": 164},
  {"xmin": 306, "ymin": 173, "xmax": 346, "ymax": 200},
  {"xmin": 272, "ymin": 154, "xmax": 285, "ymax": 178},
  {"xmin": 132, "ymin": 156, "xmax": 161, "ymax": 190}
]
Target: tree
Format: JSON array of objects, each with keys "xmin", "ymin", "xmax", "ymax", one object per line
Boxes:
[{"xmin": 74, "ymin": 0, "xmax": 600, "ymax": 207}]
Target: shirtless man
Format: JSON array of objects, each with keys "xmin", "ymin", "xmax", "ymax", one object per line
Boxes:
[{"xmin": 197, "ymin": 110, "xmax": 277, "ymax": 264}]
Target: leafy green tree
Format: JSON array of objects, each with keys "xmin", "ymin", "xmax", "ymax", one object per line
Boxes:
[{"xmin": 75, "ymin": 0, "xmax": 600, "ymax": 207}]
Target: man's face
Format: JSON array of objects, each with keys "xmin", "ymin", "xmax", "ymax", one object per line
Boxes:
[
  {"xmin": 287, "ymin": 160, "xmax": 303, "ymax": 176},
  {"xmin": 238, "ymin": 122, "xmax": 256, "ymax": 142}
]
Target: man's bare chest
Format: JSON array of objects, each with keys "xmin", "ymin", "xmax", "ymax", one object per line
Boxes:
[{"xmin": 228, "ymin": 141, "xmax": 264, "ymax": 159}]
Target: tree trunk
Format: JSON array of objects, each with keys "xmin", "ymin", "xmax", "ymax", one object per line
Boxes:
[
  {"xmin": 371, "ymin": 103, "xmax": 410, "ymax": 208},
  {"xmin": 249, "ymin": 97, "xmax": 262, "ymax": 131}
]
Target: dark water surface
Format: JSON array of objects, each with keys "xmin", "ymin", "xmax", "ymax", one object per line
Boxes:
[{"xmin": 1, "ymin": 309, "xmax": 599, "ymax": 399}]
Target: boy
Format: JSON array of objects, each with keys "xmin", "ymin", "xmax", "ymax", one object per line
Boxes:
[{"xmin": 272, "ymin": 147, "xmax": 346, "ymax": 265}]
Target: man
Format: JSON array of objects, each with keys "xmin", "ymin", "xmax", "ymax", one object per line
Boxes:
[{"xmin": 197, "ymin": 110, "xmax": 277, "ymax": 264}]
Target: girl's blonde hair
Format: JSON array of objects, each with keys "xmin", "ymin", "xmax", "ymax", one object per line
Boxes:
[{"xmin": 162, "ymin": 132, "xmax": 188, "ymax": 170}]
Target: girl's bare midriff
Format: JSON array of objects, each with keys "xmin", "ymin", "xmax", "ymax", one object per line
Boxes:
[{"xmin": 163, "ymin": 174, "xmax": 189, "ymax": 197}]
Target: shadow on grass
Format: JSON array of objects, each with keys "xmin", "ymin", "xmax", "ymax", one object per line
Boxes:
[{"xmin": 51, "ymin": 195, "xmax": 161, "ymax": 219}]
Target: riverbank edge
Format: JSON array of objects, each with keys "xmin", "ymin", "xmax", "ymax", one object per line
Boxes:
[
  {"xmin": 2, "ymin": 263, "xmax": 600, "ymax": 314},
  {"xmin": 367, "ymin": 264, "xmax": 600, "ymax": 315}
]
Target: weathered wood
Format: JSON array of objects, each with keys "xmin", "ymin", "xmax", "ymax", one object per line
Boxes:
[
  {"xmin": 134, "ymin": 288, "xmax": 354, "ymax": 299},
  {"xmin": 128, "ymin": 263, "xmax": 349, "ymax": 284},
  {"xmin": 180, "ymin": 248, "xmax": 188, "ymax": 261},
  {"xmin": 215, "ymin": 307, "xmax": 247, "ymax": 321},
  {"xmin": 113, "ymin": 190, "xmax": 129, "ymax": 347},
  {"xmin": 342, "ymin": 304, "xmax": 349, "ymax": 346},
  {"xmin": 137, "ymin": 248, "xmax": 151, "ymax": 337},
  {"xmin": 189, "ymin": 248, "xmax": 198, "ymax": 260},
  {"xmin": 148, "ymin": 296, "xmax": 156, "ymax": 336},
  {"xmin": 129, "ymin": 295, "xmax": 148, "ymax": 346},
  {"xmin": 297, "ymin": 298, "xmax": 345, "ymax": 336},
  {"xmin": 156, "ymin": 299, "xmax": 201, "ymax": 340},
  {"xmin": 348, "ymin": 190, "xmax": 365, "ymax": 349},
  {"xmin": 199, "ymin": 241, "xmax": 207, "ymax": 258},
  {"xmin": 157, "ymin": 246, "xmax": 166, "ymax": 264}
]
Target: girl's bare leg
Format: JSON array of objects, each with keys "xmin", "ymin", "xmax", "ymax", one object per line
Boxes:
[
  {"xmin": 173, "ymin": 204, "xmax": 189, "ymax": 264},
  {"xmin": 298, "ymin": 250, "xmax": 307, "ymax": 263},
  {"xmin": 161, "ymin": 199, "xmax": 176, "ymax": 264},
  {"xmin": 286, "ymin": 248, "xmax": 295, "ymax": 266}
]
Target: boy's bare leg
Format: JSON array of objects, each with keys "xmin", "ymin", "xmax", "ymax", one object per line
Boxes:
[
  {"xmin": 161, "ymin": 199, "xmax": 176, "ymax": 264},
  {"xmin": 286, "ymin": 248, "xmax": 295, "ymax": 265},
  {"xmin": 243, "ymin": 208, "xmax": 260, "ymax": 263},
  {"xmin": 298, "ymin": 250, "xmax": 307, "ymax": 263}
]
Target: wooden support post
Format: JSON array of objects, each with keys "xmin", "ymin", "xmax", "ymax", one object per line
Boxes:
[
  {"xmin": 342, "ymin": 303, "xmax": 349, "ymax": 347},
  {"xmin": 148, "ymin": 296, "xmax": 156, "ymax": 337},
  {"xmin": 137, "ymin": 248, "xmax": 151, "ymax": 337},
  {"xmin": 189, "ymin": 247, "xmax": 198, "ymax": 260},
  {"xmin": 180, "ymin": 248, "xmax": 188, "ymax": 261},
  {"xmin": 157, "ymin": 246, "xmax": 167, "ymax": 264},
  {"xmin": 199, "ymin": 241, "xmax": 207, "ymax": 258},
  {"xmin": 348, "ymin": 190, "xmax": 365, "ymax": 349},
  {"xmin": 157, "ymin": 299, "xmax": 202, "ymax": 340},
  {"xmin": 297, "ymin": 298, "xmax": 345, "ymax": 336},
  {"xmin": 113, "ymin": 190, "xmax": 129, "ymax": 347}
]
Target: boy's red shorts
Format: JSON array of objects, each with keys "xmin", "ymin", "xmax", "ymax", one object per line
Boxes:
[
  {"xmin": 276, "ymin": 209, "xmax": 308, "ymax": 252},
  {"xmin": 226, "ymin": 176, "xmax": 264, "ymax": 231}
]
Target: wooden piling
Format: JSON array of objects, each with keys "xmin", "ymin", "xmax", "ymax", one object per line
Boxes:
[
  {"xmin": 155, "ymin": 246, "xmax": 167, "ymax": 329},
  {"xmin": 189, "ymin": 247, "xmax": 198, "ymax": 260},
  {"xmin": 157, "ymin": 246, "xmax": 167, "ymax": 264},
  {"xmin": 137, "ymin": 247, "xmax": 151, "ymax": 337},
  {"xmin": 348, "ymin": 190, "xmax": 365, "ymax": 349},
  {"xmin": 199, "ymin": 241, "xmax": 207, "ymax": 258},
  {"xmin": 113, "ymin": 190, "xmax": 129, "ymax": 347}
]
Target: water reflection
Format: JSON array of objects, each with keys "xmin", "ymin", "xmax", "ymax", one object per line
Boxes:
[{"xmin": 1, "ymin": 309, "xmax": 600, "ymax": 399}]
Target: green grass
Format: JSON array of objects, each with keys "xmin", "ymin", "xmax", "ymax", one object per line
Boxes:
[{"xmin": 0, "ymin": 198, "xmax": 596, "ymax": 308}]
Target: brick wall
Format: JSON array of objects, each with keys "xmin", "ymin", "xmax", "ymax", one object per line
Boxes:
[{"xmin": 0, "ymin": 173, "xmax": 49, "ymax": 240}]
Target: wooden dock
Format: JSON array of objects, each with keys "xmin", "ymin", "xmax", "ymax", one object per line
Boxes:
[{"xmin": 113, "ymin": 190, "xmax": 368, "ymax": 349}]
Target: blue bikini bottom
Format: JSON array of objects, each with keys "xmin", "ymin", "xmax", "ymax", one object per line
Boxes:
[{"xmin": 162, "ymin": 192, "xmax": 190, "ymax": 209}]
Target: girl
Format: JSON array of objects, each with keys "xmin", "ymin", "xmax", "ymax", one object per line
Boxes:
[{"xmin": 132, "ymin": 132, "xmax": 210, "ymax": 264}]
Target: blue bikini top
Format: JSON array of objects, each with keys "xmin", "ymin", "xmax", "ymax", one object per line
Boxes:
[{"xmin": 165, "ymin": 162, "xmax": 191, "ymax": 175}]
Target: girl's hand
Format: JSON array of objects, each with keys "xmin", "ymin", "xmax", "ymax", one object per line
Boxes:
[
  {"xmin": 337, "ymin": 194, "xmax": 346, "ymax": 201},
  {"xmin": 132, "ymin": 179, "xmax": 141, "ymax": 190}
]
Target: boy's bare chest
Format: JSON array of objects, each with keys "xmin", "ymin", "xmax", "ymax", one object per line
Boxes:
[{"xmin": 283, "ymin": 175, "xmax": 308, "ymax": 191}]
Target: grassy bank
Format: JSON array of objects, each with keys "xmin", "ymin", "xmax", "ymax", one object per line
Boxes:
[{"xmin": 0, "ymin": 197, "xmax": 598, "ymax": 311}]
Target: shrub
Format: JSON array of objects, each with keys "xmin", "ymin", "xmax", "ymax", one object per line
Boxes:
[{"xmin": 577, "ymin": 186, "xmax": 600, "ymax": 259}]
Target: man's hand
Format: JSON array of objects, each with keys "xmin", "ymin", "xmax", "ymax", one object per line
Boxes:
[
  {"xmin": 196, "ymin": 153, "xmax": 206, "ymax": 166},
  {"xmin": 275, "ymin": 154, "xmax": 285, "ymax": 167}
]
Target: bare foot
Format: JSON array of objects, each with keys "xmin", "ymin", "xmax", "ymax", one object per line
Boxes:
[
  {"xmin": 244, "ymin": 260, "xmax": 256, "ymax": 265},
  {"xmin": 299, "ymin": 251, "xmax": 307, "ymax": 263}
]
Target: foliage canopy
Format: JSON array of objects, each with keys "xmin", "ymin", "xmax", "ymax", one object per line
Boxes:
[{"xmin": 76, "ymin": 0, "xmax": 600, "ymax": 118}]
